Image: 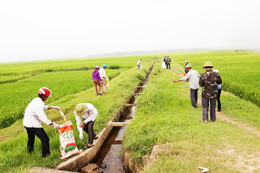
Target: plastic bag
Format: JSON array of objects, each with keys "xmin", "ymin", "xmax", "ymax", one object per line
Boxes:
[
  {"xmin": 162, "ymin": 62, "xmax": 166, "ymax": 68},
  {"xmin": 59, "ymin": 120, "xmax": 82, "ymax": 159}
]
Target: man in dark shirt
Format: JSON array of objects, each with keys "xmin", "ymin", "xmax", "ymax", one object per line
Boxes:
[{"xmin": 199, "ymin": 62, "xmax": 222, "ymax": 122}]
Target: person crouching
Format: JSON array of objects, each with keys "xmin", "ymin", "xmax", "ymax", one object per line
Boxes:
[{"xmin": 74, "ymin": 103, "xmax": 99, "ymax": 149}]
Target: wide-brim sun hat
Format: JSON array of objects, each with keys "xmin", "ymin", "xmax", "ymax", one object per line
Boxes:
[
  {"xmin": 185, "ymin": 64, "xmax": 192, "ymax": 68},
  {"xmin": 75, "ymin": 103, "xmax": 87, "ymax": 116},
  {"xmin": 203, "ymin": 61, "xmax": 213, "ymax": 68}
]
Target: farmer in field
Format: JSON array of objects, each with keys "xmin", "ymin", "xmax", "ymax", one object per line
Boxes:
[
  {"xmin": 74, "ymin": 103, "xmax": 99, "ymax": 149},
  {"xmin": 23, "ymin": 87, "xmax": 60, "ymax": 157},
  {"xmin": 199, "ymin": 62, "xmax": 222, "ymax": 122},
  {"xmin": 137, "ymin": 59, "xmax": 142, "ymax": 70},
  {"xmin": 213, "ymin": 69, "xmax": 222, "ymax": 112},
  {"xmin": 163, "ymin": 56, "xmax": 167, "ymax": 67},
  {"xmin": 99, "ymin": 64, "xmax": 108, "ymax": 94},
  {"xmin": 172, "ymin": 64, "xmax": 201, "ymax": 108},
  {"xmin": 92, "ymin": 66, "xmax": 102, "ymax": 96},
  {"xmin": 184, "ymin": 60, "xmax": 189, "ymax": 74},
  {"xmin": 165, "ymin": 56, "xmax": 172, "ymax": 69}
]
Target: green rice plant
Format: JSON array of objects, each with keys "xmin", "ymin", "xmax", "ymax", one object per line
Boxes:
[
  {"xmin": 165, "ymin": 50, "xmax": 260, "ymax": 106},
  {"xmin": 0, "ymin": 69, "xmax": 121, "ymax": 129},
  {"xmin": 0, "ymin": 59, "xmax": 155, "ymax": 172},
  {"xmin": 123, "ymin": 62, "xmax": 260, "ymax": 172}
]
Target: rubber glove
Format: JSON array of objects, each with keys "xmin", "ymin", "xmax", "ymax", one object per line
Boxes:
[
  {"xmin": 52, "ymin": 122, "xmax": 59, "ymax": 129},
  {"xmin": 79, "ymin": 131, "xmax": 83, "ymax": 140},
  {"xmin": 52, "ymin": 106, "xmax": 61, "ymax": 111}
]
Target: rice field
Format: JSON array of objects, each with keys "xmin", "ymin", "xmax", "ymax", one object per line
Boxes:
[
  {"xmin": 0, "ymin": 55, "xmax": 155, "ymax": 129},
  {"xmin": 167, "ymin": 50, "xmax": 260, "ymax": 106}
]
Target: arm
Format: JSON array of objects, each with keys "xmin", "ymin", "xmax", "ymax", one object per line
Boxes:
[
  {"xmin": 34, "ymin": 105, "xmax": 52, "ymax": 125},
  {"xmin": 74, "ymin": 112, "xmax": 83, "ymax": 134},
  {"xmin": 199, "ymin": 76, "xmax": 204, "ymax": 87},
  {"xmin": 98, "ymin": 72, "xmax": 102, "ymax": 81},
  {"xmin": 216, "ymin": 74, "xmax": 222, "ymax": 84}
]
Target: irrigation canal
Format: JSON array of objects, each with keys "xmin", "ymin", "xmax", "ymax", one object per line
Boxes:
[{"xmin": 80, "ymin": 64, "xmax": 154, "ymax": 173}]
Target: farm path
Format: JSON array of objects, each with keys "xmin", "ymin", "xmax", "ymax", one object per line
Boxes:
[{"xmin": 170, "ymin": 67, "xmax": 260, "ymax": 138}]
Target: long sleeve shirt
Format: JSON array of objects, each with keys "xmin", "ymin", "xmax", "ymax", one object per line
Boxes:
[
  {"xmin": 74, "ymin": 103, "xmax": 98, "ymax": 134},
  {"xmin": 199, "ymin": 70, "xmax": 222, "ymax": 99},
  {"xmin": 99, "ymin": 67, "xmax": 107, "ymax": 79},
  {"xmin": 92, "ymin": 70, "xmax": 102, "ymax": 81},
  {"xmin": 181, "ymin": 69, "xmax": 201, "ymax": 89},
  {"xmin": 23, "ymin": 97, "xmax": 52, "ymax": 128}
]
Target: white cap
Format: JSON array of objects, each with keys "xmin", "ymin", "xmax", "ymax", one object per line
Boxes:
[
  {"xmin": 185, "ymin": 60, "xmax": 188, "ymax": 63},
  {"xmin": 213, "ymin": 69, "xmax": 219, "ymax": 73}
]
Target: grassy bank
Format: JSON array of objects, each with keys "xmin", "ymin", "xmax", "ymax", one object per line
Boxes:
[
  {"xmin": 0, "ymin": 57, "xmax": 156, "ymax": 172},
  {"xmin": 123, "ymin": 61, "xmax": 260, "ymax": 172}
]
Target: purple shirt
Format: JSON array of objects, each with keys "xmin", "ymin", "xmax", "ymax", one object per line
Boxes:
[{"xmin": 92, "ymin": 70, "xmax": 102, "ymax": 81}]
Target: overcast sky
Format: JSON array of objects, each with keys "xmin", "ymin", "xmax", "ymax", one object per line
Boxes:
[{"xmin": 0, "ymin": 0, "xmax": 260, "ymax": 63}]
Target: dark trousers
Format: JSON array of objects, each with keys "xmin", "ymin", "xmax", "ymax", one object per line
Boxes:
[
  {"xmin": 166, "ymin": 63, "xmax": 171, "ymax": 69},
  {"xmin": 217, "ymin": 89, "xmax": 221, "ymax": 111},
  {"xmin": 25, "ymin": 127, "xmax": 50, "ymax": 157},
  {"xmin": 83, "ymin": 121, "xmax": 96, "ymax": 144},
  {"xmin": 190, "ymin": 89, "xmax": 198, "ymax": 108},
  {"xmin": 202, "ymin": 97, "xmax": 217, "ymax": 122}
]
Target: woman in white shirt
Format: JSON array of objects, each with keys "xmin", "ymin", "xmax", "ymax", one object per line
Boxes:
[{"xmin": 74, "ymin": 103, "xmax": 98, "ymax": 149}]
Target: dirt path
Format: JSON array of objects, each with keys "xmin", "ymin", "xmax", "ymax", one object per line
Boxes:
[{"xmin": 170, "ymin": 68, "xmax": 260, "ymax": 138}]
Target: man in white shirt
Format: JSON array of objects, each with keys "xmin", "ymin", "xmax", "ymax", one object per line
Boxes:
[
  {"xmin": 74, "ymin": 103, "xmax": 98, "ymax": 149},
  {"xmin": 23, "ymin": 87, "xmax": 60, "ymax": 157},
  {"xmin": 137, "ymin": 59, "xmax": 142, "ymax": 70},
  {"xmin": 172, "ymin": 64, "xmax": 201, "ymax": 108},
  {"xmin": 99, "ymin": 64, "xmax": 108, "ymax": 94}
]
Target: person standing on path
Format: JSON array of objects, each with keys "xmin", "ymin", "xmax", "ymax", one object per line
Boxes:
[
  {"xmin": 137, "ymin": 59, "xmax": 142, "ymax": 70},
  {"xmin": 92, "ymin": 66, "xmax": 102, "ymax": 96},
  {"xmin": 74, "ymin": 103, "xmax": 99, "ymax": 149},
  {"xmin": 163, "ymin": 56, "xmax": 167, "ymax": 67},
  {"xmin": 23, "ymin": 87, "xmax": 60, "ymax": 157},
  {"xmin": 199, "ymin": 62, "xmax": 222, "ymax": 122},
  {"xmin": 165, "ymin": 56, "xmax": 172, "ymax": 69},
  {"xmin": 172, "ymin": 64, "xmax": 201, "ymax": 108},
  {"xmin": 213, "ymin": 69, "xmax": 222, "ymax": 112},
  {"xmin": 99, "ymin": 64, "xmax": 108, "ymax": 94}
]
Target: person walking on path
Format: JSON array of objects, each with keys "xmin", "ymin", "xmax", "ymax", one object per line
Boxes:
[
  {"xmin": 99, "ymin": 64, "xmax": 108, "ymax": 94},
  {"xmin": 137, "ymin": 59, "xmax": 142, "ymax": 70},
  {"xmin": 92, "ymin": 66, "xmax": 102, "ymax": 96},
  {"xmin": 74, "ymin": 103, "xmax": 99, "ymax": 149},
  {"xmin": 172, "ymin": 64, "xmax": 201, "ymax": 108},
  {"xmin": 165, "ymin": 56, "xmax": 172, "ymax": 69},
  {"xmin": 23, "ymin": 87, "xmax": 60, "ymax": 157},
  {"xmin": 213, "ymin": 69, "xmax": 222, "ymax": 112},
  {"xmin": 184, "ymin": 60, "xmax": 189, "ymax": 74},
  {"xmin": 199, "ymin": 62, "xmax": 222, "ymax": 123}
]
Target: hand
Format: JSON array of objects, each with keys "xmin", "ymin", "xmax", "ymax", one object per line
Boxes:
[
  {"xmin": 52, "ymin": 122, "xmax": 59, "ymax": 129},
  {"xmin": 51, "ymin": 106, "xmax": 60, "ymax": 111},
  {"xmin": 79, "ymin": 133, "xmax": 83, "ymax": 140},
  {"xmin": 172, "ymin": 80, "xmax": 176, "ymax": 82},
  {"xmin": 80, "ymin": 122, "xmax": 85, "ymax": 127}
]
